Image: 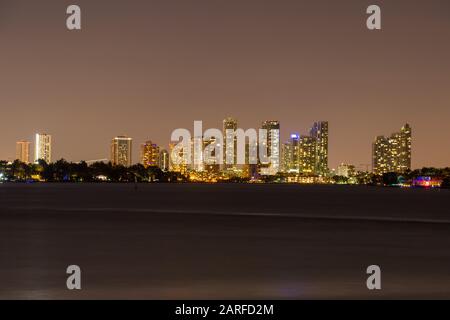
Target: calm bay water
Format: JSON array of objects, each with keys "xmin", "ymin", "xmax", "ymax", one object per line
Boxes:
[{"xmin": 0, "ymin": 183, "xmax": 449, "ymax": 299}]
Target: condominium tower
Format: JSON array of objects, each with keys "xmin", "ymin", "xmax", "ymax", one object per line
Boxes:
[
  {"xmin": 260, "ymin": 120, "xmax": 280, "ymax": 175},
  {"xmin": 310, "ymin": 121, "xmax": 329, "ymax": 176},
  {"xmin": 140, "ymin": 141, "xmax": 160, "ymax": 168},
  {"xmin": 281, "ymin": 121, "xmax": 329, "ymax": 176},
  {"xmin": 16, "ymin": 141, "xmax": 31, "ymax": 164},
  {"xmin": 372, "ymin": 124, "xmax": 412, "ymax": 175},
  {"xmin": 35, "ymin": 133, "xmax": 52, "ymax": 163},
  {"xmin": 223, "ymin": 117, "xmax": 238, "ymax": 170},
  {"xmin": 111, "ymin": 136, "xmax": 133, "ymax": 166}
]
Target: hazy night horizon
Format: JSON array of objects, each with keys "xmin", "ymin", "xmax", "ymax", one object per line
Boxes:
[{"xmin": 1, "ymin": 0, "xmax": 450, "ymax": 169}]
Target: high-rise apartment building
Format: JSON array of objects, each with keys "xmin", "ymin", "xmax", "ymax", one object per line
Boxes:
[
  {"xmin": 281, "ymin": 121, "xmax": 328, "ymax": 176},
  {"xmin": 373, "ymin": 136, "xmax": 390, "ymax": 174},
  {"xmin": 310, "ymin": 121, "xmax": 329, "ymax": 176},
  {"xmin": 372, "ymin": 124, "xmax": 412, "ymax": 175},
  {"xmin": 281, "ymin": 142, "xmax": 292, "ymax": 173},
  {"xmin": 281, "ymin": 134, "xmax": 300, "ymax": 173},
  {"xmin": 35, "ymin": 133, "xmax": 52, "ymax": 163},
  {"xmin": 223, "ymin": 117, "xmax": 238, "ymax": 170},
  {"xmin": 299, "ymin": 136, "xmax": 316, "ymax": 174},
  {"xmin": 16, "ymin": 141, "xmax": 31, "ymax": 163},
  {"xmin": 191, "ymin": 136, "xmax": 204, "ymax": 172},
  {"xmin": 260, "ymin": 120, "xmax": 280, "ymax": 175},
  {"xmin": 243, "ymin": 139, "xmax": 259, "ymax": 179},
  {"xmin": 111, "ymin": 136, "xmax": 132, "ymax": 166},
  {"xmin": 396, "ymin": 123, "xmax": 412, "ymax": 172},
  {"xmin": 203, "ymin": 137, "xmax": 221, "ymax": 174},
  {"xmin": 140, "ymin": 141, "xmax": 160, "ymax": 168},
  {"xmin": 169, "ymin": 142, "xmax": 188, "ymax": 174}
]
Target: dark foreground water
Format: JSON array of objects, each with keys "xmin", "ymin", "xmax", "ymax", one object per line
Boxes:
[{"xmin": 0, "ymin": 183, "xmax": 449, "ymax": 299}]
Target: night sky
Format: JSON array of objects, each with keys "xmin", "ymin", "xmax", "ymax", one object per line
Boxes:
[{"xmin": 1, "ymin": 0, "xmax": 449, "ymax": 169}]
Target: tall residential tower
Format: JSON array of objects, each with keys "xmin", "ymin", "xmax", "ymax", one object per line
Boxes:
[
  {"xmin": 140, "ymin": 141, "xmax": 160, "ymax": 168},
  {"xmin": 111, "ymin": 136, "xmax": 133, "ymax": 166},
  {"xmin": 35, "ymin": 133, "xmax": 52, "ymax": 163},
  {"xmin": 260, "ymin": 120, "xmax": 280, "ymax": 175},
  {"xmin": 223, "ymin": 117, "xmax": 238, "ymax": 170},
  {"xmin": 16, "ymin": 141, "xmax": 31, "ymax": 163},
  {"xmin": 310, "ymin": 121, "xmax": 329, "ymax": 176},
  {"xmin": 372, "ymin": 124, "xmax": 412, "ymax": 175}
]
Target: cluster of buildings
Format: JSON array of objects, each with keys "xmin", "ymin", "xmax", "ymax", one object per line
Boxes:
[
  {"xmin": 108, "ymin": 118, "xmax": 329, "ymax": 181},
  {"xmin": 12, "ymin": 122, "xmax": 413, "ymax": 182},
  {"xmin": 16, "ymin": 133, "xmax": 52, "ymax": 164},
  {"xmin": 280, "ymin": 121, "xmax": 329, "ymax": 176},
  {"xmin": 110, "ymin": 136, "xmax": 170, "ymax": 171},
  {"xmin": 372, "ymin": 124, "xmax": 412, "ymax": 175}
]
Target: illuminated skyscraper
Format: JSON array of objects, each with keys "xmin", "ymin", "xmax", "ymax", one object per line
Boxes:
[
  {"xmin": 290, "ymin": 133, "xmax": 300, "ymax": 173},
  {"xmin": 111, "ymin": 136, "xmax": 132, "ymax": 166},
  {"xmin": 372, "ymin": 136, "xmax": 390, "ymax": 174},
  {"xmin": 223, "ymin": 117, "xmax": 238, "ymax": 170},
  {"xmin": 310, "ymin": 121, "xmax": 329, "ymax": 176},
  {"xmin": 35, "ymin": 133, "xmax": 52, "ymax": 163},
  {"xmin": 281, "ymin": 142, "xmax": 291, "ymax": 173},
  {"xmin": 299, "ymin": 136, "xmax": 316, "ymax": 174},
  {"xmin": 280, "ymin": 121, "xmax": 328, "ymax": 176},
  {"xmin": 372, "ymin": 124, "xmax": 412, "ymax": 175},
  {"xmin": 244, "ymin": 139, "xmax": 259, "ymax": 179},
  {"xmin": 169, "ymin": 142, "xmax": 187, "ymax": 174},
  {"xmin": 203, "ymin": 137, "xmax": 221, "ymax": 174},
  {"xmin": 281, "ymin": 134, "xmax": 300, "ymax": 173},
  {"xmin": 396, "ymin": 123, "xmax": 412, "ymax": 172},
  {"xmin": 16, "ymin": 141, "xmax": 31, "ymax": 164},
  {"xmin": 260, "ymin": 120, "xmax": 280, "ymax": 175},
  {"xmin": 140, "ymin": 141, "xmax": 160, "ymax": 168},
  {"xmin": 191, "ymin": 136, "xmax": 204, "ymax": 172}
]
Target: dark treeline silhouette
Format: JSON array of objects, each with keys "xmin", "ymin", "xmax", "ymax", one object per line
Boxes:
[{"xmin": 0, "ymin": 159, "xmax": 186, "ymax": 183}]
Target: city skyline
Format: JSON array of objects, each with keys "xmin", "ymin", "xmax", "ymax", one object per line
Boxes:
[
  {"xmin": 7, "ymin": 120, "xmax": 419, "ymax": 174},
  {"xmin": 1, "ymin": 1, "xmax": 450, "ymax": 169}
]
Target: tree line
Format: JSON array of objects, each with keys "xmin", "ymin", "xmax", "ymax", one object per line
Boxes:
[{"xmin": 0, "ymin": 159, "xmax": 185, "ymax": 183}]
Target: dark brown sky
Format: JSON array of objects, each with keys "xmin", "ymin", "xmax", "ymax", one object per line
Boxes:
[{"xmin": 1, "ymin": 0, "xmax": 449, "ymax": 169}]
